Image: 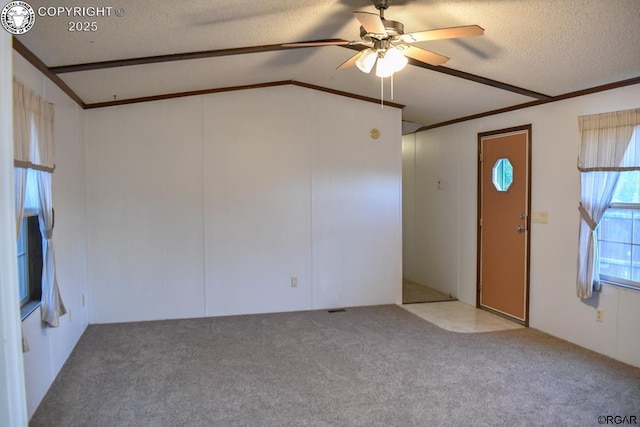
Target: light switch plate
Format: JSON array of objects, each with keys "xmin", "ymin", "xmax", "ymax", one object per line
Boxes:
[{"xmin": 532, "ymin": 211, "xmax": 549, "ymax": 224}]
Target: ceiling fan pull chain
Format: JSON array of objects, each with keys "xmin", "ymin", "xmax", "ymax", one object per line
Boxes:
[
  {"xmin": 391, "ymin": 74, "xmax": 394, "ymax": 100},
  {"xmin": 380, "ymin": 77, "xmax": 384, "ymax": 109}
]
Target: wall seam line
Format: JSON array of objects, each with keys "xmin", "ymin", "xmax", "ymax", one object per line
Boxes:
[{"xmin": 200, "ymin": 95, "xmax": 207, "ymax": 317}]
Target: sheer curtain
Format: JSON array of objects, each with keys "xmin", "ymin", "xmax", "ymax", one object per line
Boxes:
[
  {"xmin": 36, "ymin": 170, "xmax": 66, "ymax": 326},
  {"xmin": 13, "ymin": 78, "xmax": 30, "ymax": 236},
  {"xmin": 13, "ymin": 78, "xmax": 66, "ymax": 328},
  {"xmin": 14, "ymin": 168, "xmax": 28, "ymax": 352},
  {"xmin": 13, "ymin": 79, "xmax": 30, "ymax": 352},
  {"xmin": 577, "ymin": 108, "xmax": 640, "ymax": 299}
]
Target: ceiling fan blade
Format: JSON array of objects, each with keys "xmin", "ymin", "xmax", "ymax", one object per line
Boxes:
[
  {"xmin": 353, "ymin": 11, "xmax": 387, "ymax": 35},
  {"xmin": 337, "ymin": 50, "xmax": 367, "ymax": 70},
  {"xmin": 400, "ymin": 25, "xmax": 484, "ymax": 43},
  {"xmin": 401, "ymin": 45, "xmax": 450, "ymax": 66},
  {"xmin": 282, "ymin": 39, "xmax": 350, "ymax": 47}
]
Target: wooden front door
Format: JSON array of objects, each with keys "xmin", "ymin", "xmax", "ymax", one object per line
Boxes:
[{"xmin": 478, "ymin": 125, "xmax": 531, "ymax": 324}]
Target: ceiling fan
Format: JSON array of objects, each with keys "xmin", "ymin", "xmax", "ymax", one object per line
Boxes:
[{"xmin": 284, "ymin": 0, "xmax": 484, "ymax": 78}]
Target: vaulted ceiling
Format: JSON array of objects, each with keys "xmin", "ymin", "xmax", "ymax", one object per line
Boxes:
[{"xmin": 13, "ymin": 0, "xmax": 640, "ymax": 131}]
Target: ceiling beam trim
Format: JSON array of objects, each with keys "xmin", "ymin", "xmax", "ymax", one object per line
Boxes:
[
  {"xmin": 12, "ymin": 38, "xmax": 403, "ymax": 111},
  {"xmin": 341, "ymin": 44, "xmax": 553, "ymax": 101},
  {"xmin": 83, "ymin": 80, "xmax": 404, "ymax": 110},
  {"xmin": 290, "ymin": 81, "xmax": 404, "ymax": 109},
  {"xmin": 11, "ymin": 39, "xmax": 638, "ymax": 131},
  {"xmin": 46, "ymin": 40, "xmax": 552, "ymax": 103},
  {"xmin": 417, "ymin": 75, "xmax": 640, "ymax": 131},
  {"xmin": 407, "ymin": 59, "xmax": 553, "ymax": 101},
  {"xmin": 49, "ymin": 40, "xmax": 350, "ymax": 74},
  {"xmin": 12, "ymin": 38, "xmax": 86, "ymax": 108}
]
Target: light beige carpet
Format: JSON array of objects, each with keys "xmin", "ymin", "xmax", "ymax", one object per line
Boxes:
[
  {"xmin": 402, "ymin": 278, "xmax": 457, "ymax": 304},
  {"xmin": 30, "ymin": 305, "xmax": 640, "ymax": 426}
]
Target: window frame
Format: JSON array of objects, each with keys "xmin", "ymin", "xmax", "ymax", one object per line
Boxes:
[
  {"xmin": 17, "ymin": 216, "xmax": 29, "ymax": 306},
  {"xmin": 599, "ymin": 202, "xmax": 640, "ymax": 291},
  {"xmin": 18, "ymin": 211, "xmax": 43, "ymax": 319}
]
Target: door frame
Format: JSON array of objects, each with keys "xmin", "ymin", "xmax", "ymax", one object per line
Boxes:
[{"xmin": 476, "ymin": 124, "xmax": 532, "ymax": 326}]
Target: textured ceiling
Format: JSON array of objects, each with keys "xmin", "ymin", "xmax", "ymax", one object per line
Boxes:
[{"xmin": 13, "ymin": 0, "xmax": 640, "ymax": 128}]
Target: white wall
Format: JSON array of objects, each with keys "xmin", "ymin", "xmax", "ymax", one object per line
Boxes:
[
  {"xmin": 402, "ymin": 134, "xmax": 416, "ymax": 279},
  {"xmin": 85, "ymin": 96, "xmax": 205, "ymax": 322},
  {"xmin": 403, "ymin": 84, "xmax": 640, "ymax": 368},
  {"xmin": 13, "ymin": 53, "xmax": 89, "ymax": 418},
  {"xmin": 310, "ymin": 92, "xmax": 401, "ymax": 309},
  {"xmin": 202, "ymin": 89, "xmax": 312, "ymax": 316},
  {"xmin": 86, "ymin": 85, "xmax": 402, "ymax": 323}
]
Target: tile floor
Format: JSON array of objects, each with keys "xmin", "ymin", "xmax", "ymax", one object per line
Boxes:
[{"xmin": 401, "ymin": 301, "xmax": 524, "ymax": 333}]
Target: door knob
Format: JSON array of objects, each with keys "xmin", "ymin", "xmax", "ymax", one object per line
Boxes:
[{"xmin": 517, "ymin": 225, "xmax": 526, "ymax": 233}]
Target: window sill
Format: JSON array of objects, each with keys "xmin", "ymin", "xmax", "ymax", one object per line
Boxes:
[
  {"xmin": 21, "ymin": 301, "xmax": 41, "ymax": 321},
  {"xmin": 600, "ymin": 279, "xmax": 640, "ymax": 293}
]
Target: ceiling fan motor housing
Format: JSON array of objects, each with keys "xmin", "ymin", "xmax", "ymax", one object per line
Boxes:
[
  {"xmin": 288, "ymin": 0, "xmax": 482, "ymax": 70},
  {"xmin": 360, "ymin": 19, "xmax": 404, "ymax": 42}
]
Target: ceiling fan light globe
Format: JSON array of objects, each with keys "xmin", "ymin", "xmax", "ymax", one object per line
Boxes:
[
  {"xmin": 355, "ymin": 50, "xmax": 377, "ymax": 73},
  {"xmin": 375, "ymin": 55, "xmax": 395, "ymax": 78},
  {"xmin": 386, "ymin": 47, "xmax": 408, "ymax": 72}
]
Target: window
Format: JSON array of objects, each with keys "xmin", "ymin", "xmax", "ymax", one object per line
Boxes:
[
  {"xmin": 599, "ymin": 170, "xmax": 640, "ymax": 290},
  {"xmin": 17, "ymin": 216, "xmax": 29, "ymax": 306},
  {"xmin": 17, "ymin": 168, "xmax": 43, "ymax": 318},
  {"xmin": 13, "ymin": 78, "xmax": 66, "ymax": 328},
  {"xmin": 577, "ymin": 109, "xmax": 640, "ymax": 299},
  {"xmin": 17, "ymin": 214, "xmax": 43, "ymax": 317},
  {"xmin": 492, "ymin": 157, "xmax": 513, "ymax": 191}
]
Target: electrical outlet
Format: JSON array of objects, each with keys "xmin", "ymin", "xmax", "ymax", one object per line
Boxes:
[
  {"xmin": 596, "ymin": 309, "xmax": 604, "ymax": 322},
  {"xmin": 290, "ymin": 277, "xmax": 298, "ymax": 288}
]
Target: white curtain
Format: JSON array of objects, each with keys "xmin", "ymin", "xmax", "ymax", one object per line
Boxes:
[
  {"xmin": 13, "ymin": 79, "xmax": 31, "ymax": 352},
  {"xmin": 14, "ymin": 169, "xmax": 26, "ymax": 238},
  {"xmin": 36, "ymin": 170, "xmax": 66, "ymax": 327},
  {"xmin": 576, "ymin": 172, "xmax": 621, "ymax": 298},
  {"xmin": 14, "ymin": 168, "xmax": 29, "ymax": 353},
  {"xmin": 12, "ymin": 78, "xmax": 65, "ymax": 328},
  {"xmin": 577, "ymin": 108, "xmax": 640, "ymax": 299},
  {"xmin": 13, "ymin": 78, "xmax": 30, "ymax": 236},
  {"xmin": 13, "ymin": 78, "xmax": 31, "ymax": 162},
  {"xmin": 578, "ymin": 109, "xmax": 640, "ymax": 171}
]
